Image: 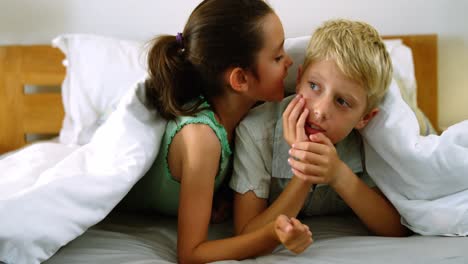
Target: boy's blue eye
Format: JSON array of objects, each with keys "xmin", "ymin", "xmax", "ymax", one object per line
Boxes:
[
  {"xmin": 337, "ymin": 97, "xmax": 350, "ymax": 107},
  {"xmin": 309, "ymin": 83, "xmax": 319, "ymax": 91}
]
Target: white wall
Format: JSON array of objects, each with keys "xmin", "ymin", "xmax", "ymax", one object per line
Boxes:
[{"xmin": 1, "ymin": 0, "xmax": 466, "ymax": 129}]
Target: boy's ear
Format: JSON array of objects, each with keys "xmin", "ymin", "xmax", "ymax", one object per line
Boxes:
[
  {"xmin": 355, "ymin": 108, "xmax": 379, "ymax": 130},
  {"xmin": 295, "ymin": 65, "xmax": 303, "ymax": 93},
  {"xmin": 227, "ymin": 67, "xmax": 249, "ymax": 92}
]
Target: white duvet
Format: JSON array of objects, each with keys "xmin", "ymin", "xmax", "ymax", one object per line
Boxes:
[
  {"xmin": 0, "ymin": 82, "xmax": 166, "ymax": 264},
  {"xmin": 362, "ymin": 81, "xmax": 468, "ymax": 236}
]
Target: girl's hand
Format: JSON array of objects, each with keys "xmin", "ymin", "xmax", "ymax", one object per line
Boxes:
[
  {"xmin": 283, "ymin": 95, "xmax": 309, "ymax": 146},
  {"xmin": 288, "ymin": 133, "xmax": 347, "ymax": 187},
  {"xmin": 274, "ymin": 214, "xmax": 313, "ymax": 254}
]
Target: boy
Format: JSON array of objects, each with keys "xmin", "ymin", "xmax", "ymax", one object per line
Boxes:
[{"xmin": 230, "ymin": 19, "xmax": 409, "ymax": 243}]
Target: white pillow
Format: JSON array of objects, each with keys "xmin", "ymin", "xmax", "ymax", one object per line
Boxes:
[
  {"xmin": 52, "ymin": 34, "xmax": 148, "ymax": 145},
  {"xmin": 50, "ymin": 34, "xmax": 433, "ymax": 148}
]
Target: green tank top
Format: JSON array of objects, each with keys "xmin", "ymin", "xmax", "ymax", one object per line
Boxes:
[{"xmin": 123, "ymin": 103, "xmax": 232, "ymax": 216}]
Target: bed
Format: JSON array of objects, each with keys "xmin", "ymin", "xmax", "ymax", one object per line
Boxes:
[
  {"xmin": 0, "ymin": 35, "xmax": 439, "ymax": 153},
  {"xmin": 1, "ymin": 34, "xmax": 468, "ymax": 264}
]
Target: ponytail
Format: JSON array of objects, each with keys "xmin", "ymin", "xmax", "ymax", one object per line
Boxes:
[
  {"xmin": 145, "ymin": 35, "xmax": 205, "ymax": 120},
  {"xmin": 145, "ymin": 0, "xmax": 274, "ymax": 120}
]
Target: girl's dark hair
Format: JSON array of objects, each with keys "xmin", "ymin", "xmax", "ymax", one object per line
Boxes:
[{"xmin": 145, "ymin": 0, "xmax": 273, "ymax": 119}]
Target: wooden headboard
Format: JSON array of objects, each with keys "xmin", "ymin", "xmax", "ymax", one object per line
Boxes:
[
  {"xmin": 384, "ymin": 34, "xmax": 438, "ymax": 131},
  {"xmin": 0, "ymin": 34, "xmax": 438, "ymax": 154}
]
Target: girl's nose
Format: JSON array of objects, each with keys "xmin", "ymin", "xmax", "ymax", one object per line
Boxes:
[{"xmin": 285, "ymin": 54, "xmax": 293, "ymax": 68}]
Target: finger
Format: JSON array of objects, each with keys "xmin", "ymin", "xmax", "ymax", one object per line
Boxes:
[
  {"xmin": 289, "ymin": 148, "xmax": 326, "ymax": 165},
  {"xmin": 292, "ymin": 140, "xmax": 329, "ymax": 154},
  {"xmin": 287, "ymin": 228, "xmax": 313, "ymax": 254},
  {"xmin": 291, "ymin": 167, "xmax": 326, "ymax": 184},
  {"xmin": 296, "ymin": 108, "xmax": 309, "ymax": 141},
  {"xmin": 293, "ymin": 234, "xmax": 314, "ymax": 254},
  {"xmin": 289, "ymin": 235, "xmax": 311, "ymax": 254},
  {"xmin": 294, "ymin": 237, "xmax": 314, "ymax": 254},
  {"xmin": 283, "ymin": 94, "xmax": 301, "ymax": 118},
  {"xmin": 283, "ymin": 96, "xmax": 304, "ymax": 145},
  {"xmin": 288, "ymin": 157, "xmax": 324, "ymax": 176},
  {"xmin": 287, "ymin": 98, "xmax": 305, "ymax": 129},
  {"xmin": 276, "ymin": 214, "xmax": 293, "ymax": 233},
  {"xmin": 283, "ymin": 97, "xmax": 302, "ymax": 129},
  {"xmin": 290, "ymin": 217, "xmax": 304, "ymax": 230},
  {"xmin": 309, "ymin": 132, "xmax": 334, "ymax": 147},
  {"xmin": 290, "ymin": 219, "xmax": 311, "ymax": 236},
  {"xmin": 283, "ymin": 96, "xmax": 301, "ymax": 135}
]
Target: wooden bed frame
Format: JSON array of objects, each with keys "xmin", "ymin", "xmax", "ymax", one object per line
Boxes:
[{"xmin": 0, "ymin": 34, "xmax": 438, "ymax": 154}]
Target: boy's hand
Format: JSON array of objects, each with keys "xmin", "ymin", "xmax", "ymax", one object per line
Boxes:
[
  {"xmin": 283, "ymin": 95, "xmax": 309, "ymax": 146},
  {"xmin": 288, "ymin": 133, "xmax": 347, "ymax": 187},
  {"xmin": 274, "ymin": 214, "xmax": 313, "ymax": 254}
]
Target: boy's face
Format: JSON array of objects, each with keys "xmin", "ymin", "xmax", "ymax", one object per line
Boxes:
[{"xmin": 295, "ymin": 59, "xmax": 378, "ymax": 144}]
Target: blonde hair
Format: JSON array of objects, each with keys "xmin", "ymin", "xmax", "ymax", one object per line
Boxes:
[{"xmin": 303, "ymin": 19, "xmax": 392, "ymax": 113}]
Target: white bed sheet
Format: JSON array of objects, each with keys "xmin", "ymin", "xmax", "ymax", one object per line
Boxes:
[
  {"xmin": 2, "ymin": 141, "xmax": 467, "ymax": 263},
  {"xmin": 45, "ymin": 212, "xmax": 468, "ymax": 264}
]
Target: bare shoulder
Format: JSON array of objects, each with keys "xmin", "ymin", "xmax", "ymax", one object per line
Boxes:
[{"xmin": 171, "ymin": 123, "xmax": 222, "ymax": 168}]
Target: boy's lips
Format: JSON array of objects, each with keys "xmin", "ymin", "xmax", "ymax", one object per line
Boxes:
[{"xmin": 304, "ymin": 122, "xmax": 325, "ymax": 136}]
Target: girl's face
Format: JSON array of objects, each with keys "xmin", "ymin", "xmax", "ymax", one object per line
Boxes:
[
  {"xmin": 296, "ymin": 59, "xmax": 376, "ymax": 144},
  {"xmin": 246, "ymin": 13, "xmax": 293, "ymax": 102}
]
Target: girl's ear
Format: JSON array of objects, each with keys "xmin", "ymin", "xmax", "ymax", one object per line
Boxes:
[
  {"xmin": 227, "ymin": 67, "xmax": 248, "ymax": 92},
  {"xmin": 355, "ymin": 108, "xmax": 379, "ymax": 130}
]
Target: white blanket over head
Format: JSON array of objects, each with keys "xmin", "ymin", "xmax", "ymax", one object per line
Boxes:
[
  {"xmin": 0, "ymin": 82, "xmax": 166, "ymax": 264},
  {"xmin": 362, "ymin": 81, "xmax": 468, "ymax": 236}
]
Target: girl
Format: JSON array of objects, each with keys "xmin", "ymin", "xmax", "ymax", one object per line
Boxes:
[{"xmin": 124, "ymin": 0, "xmax": 313, "ymax": 263}]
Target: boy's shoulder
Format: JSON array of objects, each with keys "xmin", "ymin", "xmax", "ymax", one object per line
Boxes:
[
  {"xmin": 336, "ymin": 130, "xmax": 365, "ymax": 173},
  {"xmin": 237, "ymin": 95, "xmax": 295, "ymax": 140}
]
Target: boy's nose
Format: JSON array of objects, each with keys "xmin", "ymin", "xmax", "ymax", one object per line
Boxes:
[
  {"xmin": 313, "ymin": 109, "xmax": 326, "ymax": 121},
  {"xmin": 311, "ymin": 99, "xmax": 329, "ymax": 121}
]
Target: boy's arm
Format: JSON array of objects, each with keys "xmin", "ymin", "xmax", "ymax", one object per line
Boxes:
[
  {"xmin": 330, "ymin": 164, "xmax": 409, "ymax": 237},
  {"xmin": 332, "ymin": 167, "xmax": 408, "ymax": 237},
  {"xmin": 231, "ymin": 115, "xmax": 313, "ymax": 236},
  {"xmin": 289, "ymin": 133, "xmax": 409, "ymax": 237}
]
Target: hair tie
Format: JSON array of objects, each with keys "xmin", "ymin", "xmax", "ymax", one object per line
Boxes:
[{"xmin": 176, "ymin": 32, "xmax": 184, "ymax": 47}]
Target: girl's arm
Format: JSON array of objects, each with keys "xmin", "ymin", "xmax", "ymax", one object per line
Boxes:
[
  {"xmin": 233, "ymin": 177, "xmax": 312, "ymax": 235},
  {"xmin": 173, "ymin": 124, "xmax": 311, "ymax": 264}
]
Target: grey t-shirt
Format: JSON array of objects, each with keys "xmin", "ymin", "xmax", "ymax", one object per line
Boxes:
[{"xmin": 230, "ymin": 95, "xmax": 375, "ymax": 216}]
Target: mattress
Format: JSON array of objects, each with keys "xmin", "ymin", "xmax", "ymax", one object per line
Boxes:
[{"xmin": 45, "ymin": 211, "xmax": 468, "ymax": 264}]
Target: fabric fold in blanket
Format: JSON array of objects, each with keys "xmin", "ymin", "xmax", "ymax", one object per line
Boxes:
[
  {"xmin": 0, "ymin": 81, "xmax": 167, "ymax": 264},
  {"xmin": 362, "ymin": 81, "xmax": 468, "ymax": 236}
]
